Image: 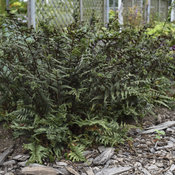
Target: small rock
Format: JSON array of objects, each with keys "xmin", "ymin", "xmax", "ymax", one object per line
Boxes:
[
  {"xmin": 55, "ymin": 161, "xmax": 68, "ymax": 166},
  {"xmin": 92, "ymin": 167, "xmax": 101, "ymax": 174},
  {"xmin": 18, "ymin": 161, "xmax": 27, "ymax": 167},
  {"xmin": 169, "ymin": 137, "xmax": 175, "ymax": 143},
  {"xmin": 135, "ymin": 128, "xmax": 142, "ymax": 134},
  {"xmin": 93, "ymin": 148, "xmax": 115, "ymax": 165},
  {"xmin": 142, "ymin": 121, "xmax": 175, "ymax": 134},
  {"xmin": 128, "ymin": 128, "xmax": 142, "ymax": 136},
  {"xmin": 7, "ymin": 167, "xmax": 13, "ymax": 171},
  {"xmin": 104, "ymin": 160, "xmax": 118, "ymax": 168},
  {"xmin": 123, "ymin": 152, "xmax": 130, "ymax": 156},
  {"xmin": 83, "ymin": 151, "xmax": 93, "ymax": 157},
  {"xmin": 54, "ymin": 167, "xmax": 69, "ymax": 175},
  {"xmin": 98, "ymin": 146, "xmax": 106, "ymax": 153},
  {"xmin": 166, "ymin": 128, "xmax": 175, "ymax": 133},
  {"xmin": 13, "ymin": 154, "xmax": 29, "ymax": 161},
  {"xmin": 112, "ymin": 155, "xmax": 118, "ymax": 159},
  {"xmin": 133, "ymin": 142, "xmax": 139, "ymax": 147},
  {"xmin": 138, "ymin": 168, "xmax": 151, "ymax": 175},
  {"xmin": 157, "ymin": 141, "xmax": 174, "ymax": 150},
  {"xmin": 21, "ymin": 166, "xmax": 60, "ymax": 175},
  {"xmin": 155, "ymin": 162, "xmax": 164, "ymax": 168},
  {"xmin": 146, "ymin": 141, "xmax": 152, "ymax": 145},
  {"xmin": 146, "ymin": 164, "xmax": 158, "ymax": 171},
  {"xmin": 83, "ymin": 158, "xmax": 93, "ymax": 166},
  {"xmin": 150, "ymin": 148, "xmax": 156, "ymax": 153},
  {"xmin": 84, "ymin": 167, "xmax": 94, "ymax": 175},
  {"xmin": 165, "ymin": 171, "xmax": 173, "ymax": 175},
  {"xmin": 66, "ymin": 166, "xmax": 80, "ymax": 175},
  {"xmin": 4, "ymin": 173, "xmax": 14, "ymax": 175},
  {"xmin": 137, "ymin": 150, "xmax": 143, "ymax": 154},
  {"xmin": 134, "ymin": 162, "xmax": 142, "ymax": 168},
  {"xmin": 0, "ymin": 146, "xmax": 14, "ymax": 165},
  {"xmin": 12, "ymin": 155, "xmax": 22, "ymax": 160},
  {"xmin": 170, "ymin": 164, "xmax": 175, "ymax": 171},
  {"xmin": 3, "ymin": 160, "xmax": 16, "ymax": 166},
  {"xmin": 28, "ymin": 163, "xmax": 45, "ymax": 167},
  {"xmin": 96, "ymin": 166, "xmax": 133, "ymax": 175}
]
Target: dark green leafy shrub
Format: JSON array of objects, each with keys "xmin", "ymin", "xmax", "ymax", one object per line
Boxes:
[{"xmin": 0, "ymin": 16, "xmax": 174, "ymax": 163}]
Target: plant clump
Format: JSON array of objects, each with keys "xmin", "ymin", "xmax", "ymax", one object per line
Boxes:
[{"xmin": 0, "ymin": 16, "xmax": 174, "ymax": 163}]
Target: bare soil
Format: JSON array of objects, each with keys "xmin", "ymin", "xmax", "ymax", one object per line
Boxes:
[{"xmin": 0, "ymin": 122, "xmax": 26, "ymax": 156}]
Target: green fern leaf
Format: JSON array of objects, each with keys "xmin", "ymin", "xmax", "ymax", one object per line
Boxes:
[
  {"xmin": 24, "ymin": 142, "xmax": 48, "ymax": 164},
  {"xmin": 67, "ymin": 144, "xmax": 85, "ymax": 162}
]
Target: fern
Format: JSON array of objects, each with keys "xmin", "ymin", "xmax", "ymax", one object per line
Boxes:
[
  {"xmin": 24, "ymin": 142, "xmax": 48, "ymax": 164},
  {"xmin": 94, "ymin": 122, "xmax": 129, "ymax": 146},
  {"xmin": 0, "ymin": 16, "xmax": 174, "ymax": 163},
  {"xmin": 73, "ymin": 116, "xmax": 129, "ymax": 147},
  {"xmin": 67, "ymin": 144, "xmax": 86, "ymax": 162}
]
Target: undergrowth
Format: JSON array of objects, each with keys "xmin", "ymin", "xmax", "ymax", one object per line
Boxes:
[{"xmin": 0, "ymin": 16, "xmax": 174, "ymax": 163}]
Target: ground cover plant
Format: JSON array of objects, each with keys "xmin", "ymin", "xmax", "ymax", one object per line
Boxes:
[{"xmin": 0, "ymin": 16, "xmax": 174, "ymax": 163}]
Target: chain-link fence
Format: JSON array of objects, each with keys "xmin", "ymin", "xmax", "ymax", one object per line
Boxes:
[
  {"xmin": 28, "ymin": 0, "xmax": 109, "ymax": 29},
  {"xmin": 27, "ymin": 0, "xmax": 173, "ymax": 29},
  {"xmin": 81, "ymin": 0, "xmax": 107, "ymax": 24},
  {"xmin": 122, "ymin": 0, "xmax": 169, "ymax": 25},
  {"xmin": 35, "ymin": 0, "xmax": 79, "ymax": 28}
]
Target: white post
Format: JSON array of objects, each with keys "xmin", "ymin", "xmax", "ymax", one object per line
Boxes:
[
  {"xmin": 118, "ymin": 0, "xmax": 123, "ymax": 25},
  {"xmin": 27, "ymin": 0, "xmax": 36, "ymax": 29},
  {"xmin": 132, "ymin": 0, "xmax": 134, "ymax": 6},
  {"xmin": 171, "ymin": 0, "xmax": 175, "ymax": 22},
  {"xmin": 80, "ymin": 0, "xmax": 83, "ymax": 21},
  {"xmin": 140, "ymin": 0, "xmax": 143, "ymax": 10},
  {"xmin": 107, "ymin": 0, "xmax": 109, "ymax": 23},
  {"xmin": 6, "ymin": 0, "xmax": 9, "ymax": 11},
  {"xmin": 113, "ymin": 0, "xmax": 116, "ymax": 11},
  {"xmin": 140, "ymin": 0, "xmax": 143, "ymax": 22},
  {"xmin": 104, "ymin": 0, "xmax": 109, "ymax": 25},
  {"xmin": 140, "ymin": 0, "xmax": 143, "ymax": 14},
  {"xmin": 147, "ymin": 0, "xmax": 151, "ymax": 23},
  {"xmin": 158, "ymin": 0, "xmax": 161, "ymax": 17}
]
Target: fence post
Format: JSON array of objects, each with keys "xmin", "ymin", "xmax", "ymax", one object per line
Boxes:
[
  {"xmin": 147, "ymin": 0, "xmax": 151, "ymax": 23},
  {"xmin": 171, "ymin": 0, "xmax": 175, "ymax": 22},
  {"xmin": 104, "ymin": 0, "xmax": 109, "ymax": 25},
  {"xmin": 80, "ymin": 0, "xmax": 83, "ymax": 21},
  {"xmin": 6, "ymin": 0, "xmax": 9, "ymax": 11},
  {"xmin": 112, "ymin": 0, "xmax": 116, "ymax": 11},
  {"xmin": 27, "ymin": 0, "xmax": 36, "ymax": 29},
  {"xmin": 118, "ymin": 0, "xmax": 123, "ymax": 25}
]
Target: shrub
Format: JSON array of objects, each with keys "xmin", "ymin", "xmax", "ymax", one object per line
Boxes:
[
  {"xmin": 146, "ymin": 22, "xmax": 175, "ymax": 46},
  {"xmin": 0, "ymin": 16, "xmax": 174, "ymax": 163}
]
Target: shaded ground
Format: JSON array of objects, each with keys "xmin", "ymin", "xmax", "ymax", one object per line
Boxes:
[
  {"xmin": 0, "ymin": 122, "xmax": 26, "ymax": 156},
  {"xmin": 143, "ymin": 107, "xmax": 175, "ymax": 126},
  {"xmin": 1, "ymin": 108, "xmax": 175, "ymax": 174}
]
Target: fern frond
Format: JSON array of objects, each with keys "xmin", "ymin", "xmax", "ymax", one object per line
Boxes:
[
  {"xmin": 24, "ymin": 142, "xmax": 48, "ymax": 164},
  {"xmin": 67, "ymin": 144, "xmax": 85, "ymax": 162}
]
